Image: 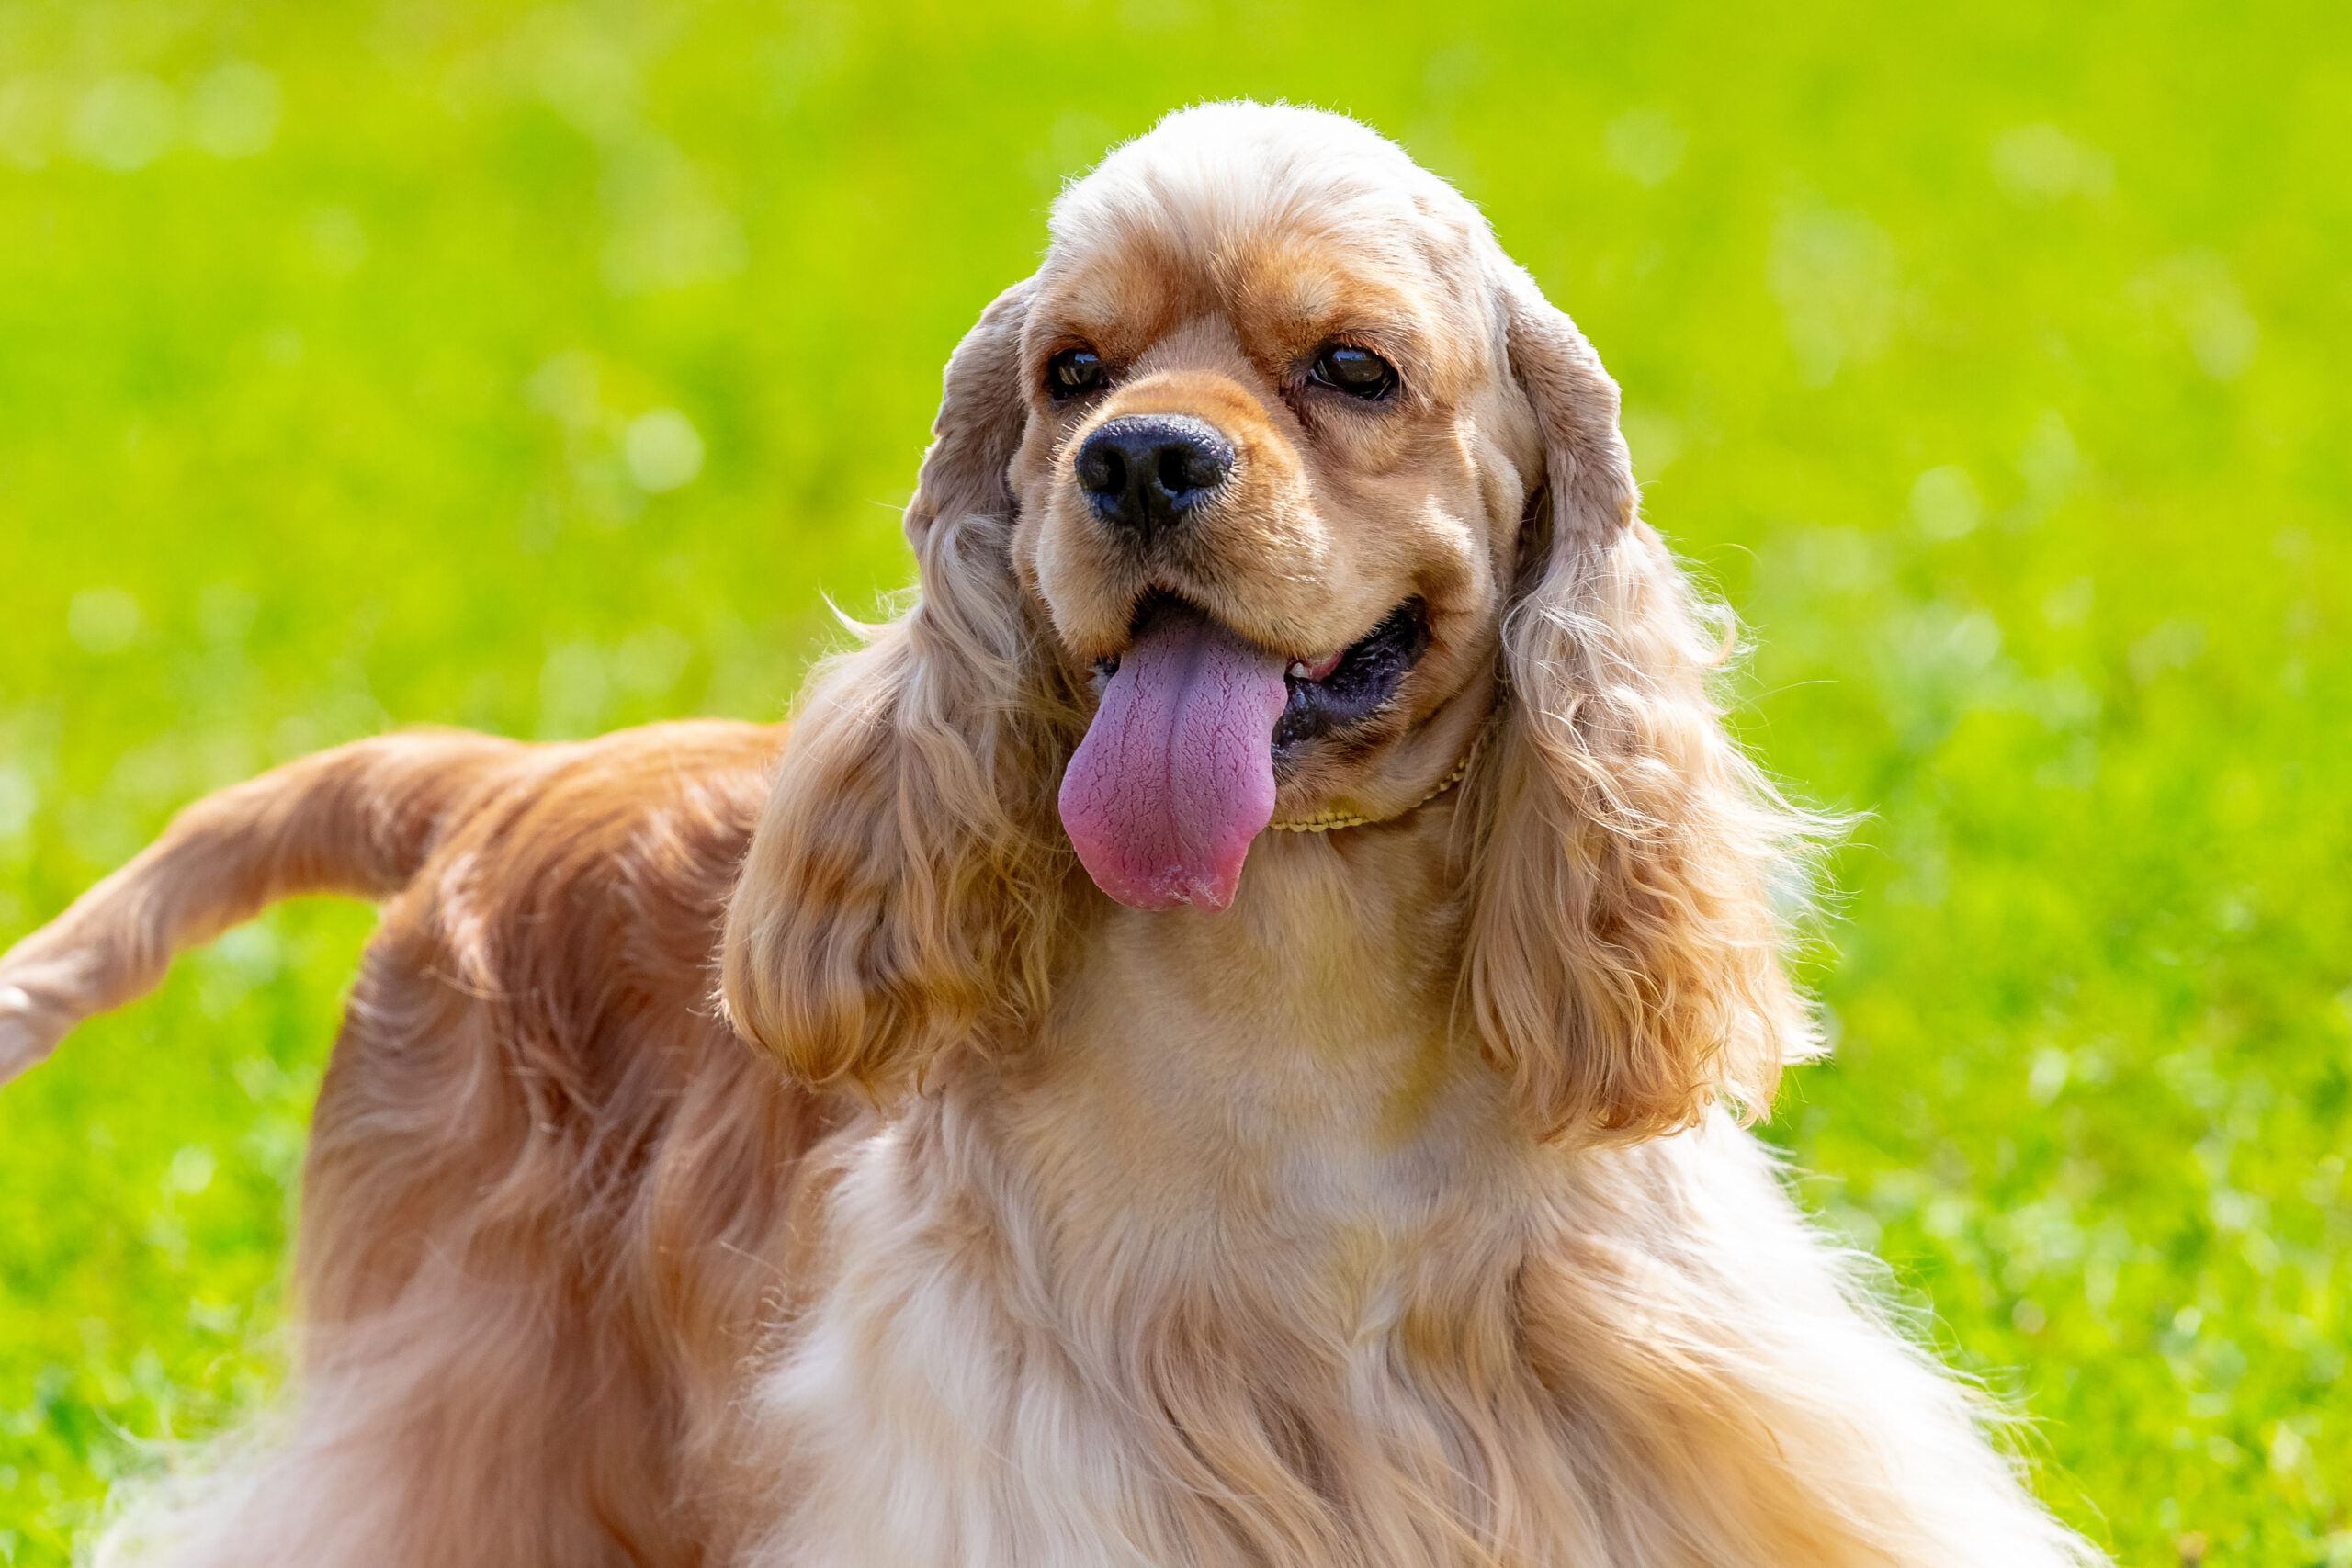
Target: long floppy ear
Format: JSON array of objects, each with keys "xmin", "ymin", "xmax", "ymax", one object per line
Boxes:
[
  {"xmin": 1463, "ymin": 263, "xmax": 1822, "ymax": 1142},
  {"xmin": 722, "ymin": 278, "xmax": 1069, "ymax": 1097}
]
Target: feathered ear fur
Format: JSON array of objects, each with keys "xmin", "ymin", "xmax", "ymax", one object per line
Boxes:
[
  {"xmin": 722, "ymin": 279, "xmax": 1070, "ymax": 1097},
  {"xmin": 1462, "ymin": 264, "xmax": 1822, "ymax": 1143}
]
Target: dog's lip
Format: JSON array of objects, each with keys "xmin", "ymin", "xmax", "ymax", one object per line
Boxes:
[
  {"xmin": 1287, "ymin": 649, "xmax": 1346, "ymax": 682},
  {"xmin": 1086, "ymin": 595, "xmax": 1392, "ymax": 685},
  {"xmin": 1083, "ymin": 595, "xmax": 1431, "ymax": 769},
  {"xmin": 1271, "ymin": 598, "xmax": 1430, "ymax": 759}
]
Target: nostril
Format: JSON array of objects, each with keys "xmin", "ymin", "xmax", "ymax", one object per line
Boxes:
[
  {"xmin": 1076, "ymin": 440, "xmax": 1125, "ymax": 498},
  {"xmin": 1165, "ymin": 436, "xmax": 1230, "ymax": 496},
  {"xmin": 1151, "ymin": 438, "xmax": 1230, "ymax": 505}
]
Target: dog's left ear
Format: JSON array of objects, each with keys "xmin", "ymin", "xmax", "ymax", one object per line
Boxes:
[
  {"xmin": 723, "ymin": 278, "xmax": 1068, "ymax": 1100},
  {"xmin": 1462, "ymin": 263, "xmax": 1819, "ymax": 1142}
]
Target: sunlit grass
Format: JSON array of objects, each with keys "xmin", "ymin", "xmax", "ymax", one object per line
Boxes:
[{"xmin": 2, "ymin": 2, "xmax": 2346, "ymax": 1561}]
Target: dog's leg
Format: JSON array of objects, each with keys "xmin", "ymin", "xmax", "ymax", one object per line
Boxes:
[
  {"xmin": 95, "ymin": 940, "xmax": 708, "ymax": 1568},
  {"xmin": 95, "ymin": 1264, "xmax": 689, "ymax": 1568}
]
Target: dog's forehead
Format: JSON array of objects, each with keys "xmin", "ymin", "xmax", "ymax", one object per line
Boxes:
[{"xmin": 1037, "ymin": 104, "xmax": 1488, "ymax": 339}]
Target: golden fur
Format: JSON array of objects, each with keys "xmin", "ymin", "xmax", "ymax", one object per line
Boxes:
[{"xmin": 0, "ymin": 103, "xmax": 2099, "ymax": 1565}]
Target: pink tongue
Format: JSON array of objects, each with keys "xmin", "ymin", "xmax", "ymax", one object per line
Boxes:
[{"xmin": 1059, "ymin": 609, "xmax": 1290, "ymax": 911}]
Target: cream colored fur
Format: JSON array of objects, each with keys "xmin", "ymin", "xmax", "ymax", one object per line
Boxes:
[{"xmin": 0, "ymin": 102, "xmax": 2102, "ymax": 1566}]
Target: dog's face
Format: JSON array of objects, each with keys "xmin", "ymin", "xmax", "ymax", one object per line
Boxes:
[
  {"xmin": 1002, "ymin": 108, "xmax": 1544, "ymax": 909},
  {"xmin": 729, "ymin": 103, "xmax": 1807, "ymax": 1137}
]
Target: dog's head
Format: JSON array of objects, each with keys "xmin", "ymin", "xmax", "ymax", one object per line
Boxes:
[
  {"xmin": 1008, "ymin": 108, "xmax": 1531, "ymax": 910},
  {"xmin": 726, "ymin": 104, "xmax": 1815, "ymax": 1141}
]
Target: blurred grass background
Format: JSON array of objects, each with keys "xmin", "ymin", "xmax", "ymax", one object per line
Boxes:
[{"xmin": 1, "ymin": 0, "xmax": 2346, "ymax": 1561}]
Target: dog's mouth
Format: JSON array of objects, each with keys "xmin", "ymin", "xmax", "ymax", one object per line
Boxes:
[
  {"xmin": 1062, "ymin": 595, "xmax": 1429, "ymax": 912},
  {"xmin": 1270, "ymin": 599, "xmax": 1430, "ymax": 760},
  {"xmin": 1088, "ymin": 595, "xmax": 1429, "ymax": 750}
]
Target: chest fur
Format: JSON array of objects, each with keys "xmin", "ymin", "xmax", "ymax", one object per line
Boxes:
[{"xmin": 753, "ymin": 1119, "xmax": 1577, "ymax": 1568}]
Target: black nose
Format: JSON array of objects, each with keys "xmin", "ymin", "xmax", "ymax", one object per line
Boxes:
[{"xmin": 1073, "ymin": 414, "xmax": 1234, "ymax": 539}]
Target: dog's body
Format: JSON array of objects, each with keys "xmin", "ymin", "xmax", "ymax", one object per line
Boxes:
[
  {"xmin": 1, "ymin": 105, "xmax": 2099, "ymax": 1565},
  {"xmin": 1, "ymin": 724, "xmax": 811, "ymax": 1561}
]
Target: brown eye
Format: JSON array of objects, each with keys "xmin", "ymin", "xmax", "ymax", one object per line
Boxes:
[
  {"xmin": 1310, "ymin": 344, "xmax": 1397, "ymax": 400},
  {"xmin": 1047, "ymin": 347, "xmax": 1105, "ymax": 400}
]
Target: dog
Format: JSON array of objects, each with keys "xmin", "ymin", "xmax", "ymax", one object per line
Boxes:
[{"xmin": 0, "ymin": 102, "xmax": 2099, "ymax": 1567}]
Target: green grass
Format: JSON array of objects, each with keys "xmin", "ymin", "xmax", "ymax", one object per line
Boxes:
[{"xmin": 1, "ymin": 1, "xmax": 2345, "ymax": 1561}]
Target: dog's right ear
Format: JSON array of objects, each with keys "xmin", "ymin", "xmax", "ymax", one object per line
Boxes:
[{"xmin": 722, "ymin": 278, "xmax": 1067, "ymax": 1099}]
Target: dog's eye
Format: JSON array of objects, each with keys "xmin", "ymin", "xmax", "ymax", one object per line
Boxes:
[
  {"xmin": 1310, "ymin": 344, "xmax": 1397, "ymax": 400},
  {"xmin": 1046, "ymin": 348, "xmax": 1105, "ymax": 401}
]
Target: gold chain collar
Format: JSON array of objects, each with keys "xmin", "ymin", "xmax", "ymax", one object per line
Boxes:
[{"xmin": 1268, "ymin": 724, "xmax": 1488, "ymax": 834}]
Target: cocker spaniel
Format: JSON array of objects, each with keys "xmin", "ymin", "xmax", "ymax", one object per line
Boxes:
[{"xmin": 0, "ymin": 103, "xmax": 2099, "ymax": 1567}]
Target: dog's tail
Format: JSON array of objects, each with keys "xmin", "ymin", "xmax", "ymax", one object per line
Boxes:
[{"xmin": 0, "ymin": 729, "xmax": 526, "ymax": 1086}]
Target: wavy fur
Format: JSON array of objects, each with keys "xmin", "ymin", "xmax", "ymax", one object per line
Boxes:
[
  {"xmin": 721, "ymin": 279, "xmax": 1087, "ymax": 1098},
  {"xmin": 1462, "ymin": 266, "xmax": 1823, "ymax": 1137},
  {"xmin": 0, "ymin": 101, "xmax": 2100, "ymax": 1568}
]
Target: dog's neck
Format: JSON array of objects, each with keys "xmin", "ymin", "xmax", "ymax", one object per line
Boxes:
[
  {"xmin": 927, "ymin": 792, "xmax": 1538, "ymax": 1334},
  {"xmin": 777, "ymin": 797, "xmax": 1589, "ymax": 1565}
]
